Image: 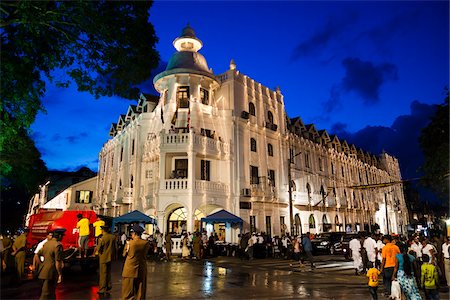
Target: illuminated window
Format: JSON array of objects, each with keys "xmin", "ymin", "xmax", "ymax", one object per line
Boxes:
[
  {"xmin": 200, "ymin": 88, "xmax": 209, "ymax": 105},
  {"xmin": 309, "ymin": 214, "xmax": 315, "ymax": 228},
  {"xmin": 75, "ymin": 190, "xmax": 92, "ymax": 204},
  {"xmin": 168, "ymin": 207, "xmax": 187, "ymax": 234},
  {"xmin": 267, "ymin": 143, "xmax": 273, "ymax": 156},
  {"xmin": 249, "ymin": 102, "xmax": 256, "ymax": 116},
  {"xmin": 250, "ymin": 138, "xmax": 257, "ymax": 152},
  {"xmin": 177, "ymin": 86, "xmax": 190, "ymax": 108}
]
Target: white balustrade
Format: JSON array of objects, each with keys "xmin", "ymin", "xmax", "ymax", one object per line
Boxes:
[
  {"xmin": 164, "ymin": 179, "xmax": 188, "ymax": 190},
  {"xmin": 194, "ymin": 180, "xmax": 229, "ymax": 193}
]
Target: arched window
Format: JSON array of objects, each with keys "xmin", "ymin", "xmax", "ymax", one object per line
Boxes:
[
  {"xmin": 249, "ymin": 102, "xmax": 256, "ymax": 116},
  {"xmin": 353, "ymin": 191, "xmax": 358, "ymax": 208},
  {"xmin": 268, "ymin": 111, "xmax": 274, "ymax": 124},
  {"xmin": 306, "ymin": 183, "xmax": 312, "ymax": 204},
  {"xmin": 250, "ymin": 138, "xmax": 257, "ymax": 152},
  {"xmin": 267, "ymin": 143, "xmax": 273, "ymax": 156},
  {"xmin": 168, "ymin": 207, "xmax": 188, "ymax": 234},
  {"xmin": 291, "ymin": 180, "xmax": 296, "ymax": 191},
  {"xmin": 309, "ymin": 214, "xmax": 316, "ymax": 228}
]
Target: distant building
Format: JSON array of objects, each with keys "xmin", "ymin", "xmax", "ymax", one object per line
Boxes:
[
  {"xmin": 25, "ymin": 167, "xmax": 96, "ymax": 225},
  {"xmin": 95, "ymin": 25, "xmax": 408, "ymax": 241}
]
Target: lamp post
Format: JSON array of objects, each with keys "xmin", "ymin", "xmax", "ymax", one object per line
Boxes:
[{"xmin": 288, "ymin": 148, "xmax": 302, "ymax": 236}]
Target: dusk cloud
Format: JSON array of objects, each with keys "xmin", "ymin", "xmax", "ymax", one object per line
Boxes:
[
  {"xmin": 330, "ymin": 101, "xmax": 437, "ymax": 180},
  {"xmin": 291, "ymin": 14, "xmax": 358, "ymax": 61},
  {"xmin": 341, "ymin": 57, "xmax": 398, "ymax": 103}
]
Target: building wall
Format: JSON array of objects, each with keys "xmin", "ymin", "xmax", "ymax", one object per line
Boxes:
[{"xmin": 96, "ymin": 43, "xmax": 408, "ymax": 239}]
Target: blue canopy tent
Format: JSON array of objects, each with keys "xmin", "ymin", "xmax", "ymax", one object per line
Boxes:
[
  {"xmin": 111, "ymin": 210, "xmax": 157, "ymax": 232},
  {"xmin": 200, "ymin": 209, "xmax": 243, "ymax": 230}
]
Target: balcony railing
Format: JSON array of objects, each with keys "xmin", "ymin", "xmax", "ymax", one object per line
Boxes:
[
  {"xmin": 194, "ymin": 180, "xmax": 229, "ymax": 194},
  {"xmin": 122, "ymin": 187, "xmax": 133, "ymax": 204},
  {"xmin": 265, "ymin": 122, "xmax": 278, "ymax": 131},
  {"xmin": 164, "ymin": 179, "xmax": 188, "ymax": 190}
]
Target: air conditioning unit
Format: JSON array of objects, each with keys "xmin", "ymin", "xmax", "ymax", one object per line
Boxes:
[
  {"xmin": 242, "ymin": 188, "xmax": 251, "ymax": 197},
  {"xmin": 241, "ymin": 111, "xmax": 250, "ymax": 119}
]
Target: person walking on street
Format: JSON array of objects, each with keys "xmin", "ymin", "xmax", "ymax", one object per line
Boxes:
[
  {"xmin": 421, "ymin": 254, "xmax": 440, "ymax": 300},
  {"xmin": 381, "ymin": 235, "xmax": 400, "ymax": 297},
  {"xmin": 37, "ymin": 228, "xmax": 65, "ymax": 300},
  {"xmin": 122, "ymin": 224, "xmax": 150, "ymax": 300},
  {"xmin": 165, "ymin": 232, "xmax": 172, "ymax": 260},
  {"xmin": 76, "ymin": 214, "xmax": 90, "ymax": 258},
  {"xmin": 349, "ymin": 234, "xmax": 363, "ymax": 275},
  {"xmin": 301, "ymin": 232, "xmax": 315, "ymax": 269},
  {"xmin": 33, "ymin": 231, "xmax": 54, "ymax": 273},
  {"xmin": 11, "ymin": 228, "xmax": 29, "ymax": 283},
  {"xmin": 96, "ymin": 225, "xmax": 116, "ymax": 296},
  {"xmin": 392, "ymin": 244, "xmax": 421, "ymax": 300},
  {"xmin": 364, "ymin": 233, "xmax": 378, "ymax": 272},
  {"xmin": 367, "ymin": 261, "xmax": 381, "ymax": 300},
  {"xmin": 442, "ymin": 236, "xmax": 450, "ymax": 288}
]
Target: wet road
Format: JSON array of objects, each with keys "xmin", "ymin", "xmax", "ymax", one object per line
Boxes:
[{"xmin": 1, "ymin": 255, "xmax": 448, "ymax": 299}]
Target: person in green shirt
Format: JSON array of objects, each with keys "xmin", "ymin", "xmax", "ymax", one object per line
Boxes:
[{"xmin": 421, "ymin": 254, "xmax": 439, "ymax": 300}]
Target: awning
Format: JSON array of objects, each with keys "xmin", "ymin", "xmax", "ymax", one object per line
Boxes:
[
  {"xmin": 201, "ymin": 209, "xmax": 243, "ymax": 226},
  {"xmin": 112, "ymin": 210, "xmax": 157, "ymax": 231}
]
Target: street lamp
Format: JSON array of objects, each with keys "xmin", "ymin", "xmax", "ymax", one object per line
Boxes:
[{"xmin": 288, "ymin": 148, "xmax": 301, "ymax": 236}]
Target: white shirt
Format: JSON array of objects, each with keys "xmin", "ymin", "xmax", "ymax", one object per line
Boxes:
[
  {"xmin": 363, "ymin": 237, "xmax": 377, "ymax": 254},
  {"xmin": 121, "ymin": 234, "xmax": 127, "ymax": 245},
  {"xmin": 376, "ymin": 240, "xmax": 384, "ymax": 260},
  {"xmin": 442, "ymin": 243, "xmax": 450, "ymax": 259},
  {"xmin": 422, "ymin": 243, "xmax": 436, "ymax": 258},
  {"xmin": 282, "ymin": 237, "xmax": 290, "ymax": 247},
  {"xmin": 410, "ymin": 242, "xmax": 423, "ymax": 258},
  {"xmin": 34, "ymin": 239, "xmax": 49, "ymax": 262},
  {"xmin": 349, "ymin": 238, "xmax": 361, "ymax": 256}
]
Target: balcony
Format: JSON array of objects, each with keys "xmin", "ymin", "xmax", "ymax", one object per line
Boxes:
[
  {"xmin": 122, "ymin": 187, "xmax": 133, "ymax": 204},
  {"xmin": 265, "ymin": 122, "xmax": 278, "ymax": 132},
  {"xmin": 194, "ymin": 180, "xmax": 229, "ymax": 194},
  {"xmin": 163, "ymin": 179, "xmax": 188, "ymax": 190}
]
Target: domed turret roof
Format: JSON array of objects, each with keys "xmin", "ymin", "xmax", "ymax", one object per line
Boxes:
[{"xmin": 153, "ymin": 25, "xmax": 216, "ymax": 84}]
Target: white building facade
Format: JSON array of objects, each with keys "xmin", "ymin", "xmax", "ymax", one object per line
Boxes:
[{"xmin": 95, "ymin": 26, "xmax": 408, "ymax": 240}]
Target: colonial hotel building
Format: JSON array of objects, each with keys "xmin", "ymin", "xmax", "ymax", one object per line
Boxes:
[{"xmin": 95, "ymin": 26, "xmax": 408, "ymax": 241}]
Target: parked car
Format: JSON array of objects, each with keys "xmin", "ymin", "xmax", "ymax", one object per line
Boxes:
[{"xmin": 311, "ymin": 232, "xmax": 345, "ymax": 255}]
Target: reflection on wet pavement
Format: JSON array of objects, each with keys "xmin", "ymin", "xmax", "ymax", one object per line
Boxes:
[{"xmin": 2, "ymin": 259, "xmax": 373, "ymax": 299}]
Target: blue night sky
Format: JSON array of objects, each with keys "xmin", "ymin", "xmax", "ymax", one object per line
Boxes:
[{"xmin": 31, "ymin": 1, "xmax": 449, "ymax": 186}]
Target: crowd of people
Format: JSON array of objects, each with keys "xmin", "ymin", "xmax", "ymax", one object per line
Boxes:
[
  {"xmin": 346, "ymin": 232, "xmax": 449, "ymax": 300},
  {"xmin": 2, "ymin": 223, "xmax": 449, "ymax": 300}
]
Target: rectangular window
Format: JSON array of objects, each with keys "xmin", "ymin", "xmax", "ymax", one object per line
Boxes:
[
  {"xmin": 265, "ymin": 216, "xmax": 272, "ymax": 237},
  {"xmin": 318, "ymin": 157, "xmax": 323, "ymax": 171},
  {"xmin": 200, "ymin": 160, "xmax": 210, "ymax": 181},
  {"xmin": 75, "ymin": 190, "xmax": 92, "ymax": 204},
  {"xmin": 177, "ymin": 86, "xmax": 190, "ymax": 108},
  {"xmin": 331, "ymin": 162, "xmax": 335, "ymax": 174},
  {"xmin": 175, "ymin": 159, "xmax": 188, "ymax": 178},
  {"xmin": 341, "ymin": 166, "xmax": 345, "ymax": 177},
  {"xmin": 239, "ymin": 202, "xmax": 252, "ymax": 209},
  {"xmin": 305, "ymin": 152, "xmax": 310, "ymax": 168},
  {"xmin": 131, "ymin": 139, "xmax": 135, "ymax": 156},
  {"xmin": 250, "ymin": 165, "xmax": 259, "ymax": 184},
  {"xmin": 146, "ymin": 170, "xmax": 153, "ymax": 179},
  {"xmin": 120, "ymin": 147, "xmax": 123, "ymax": 162},
  {"xmin": 200, "ymin": 128, "xmax": 212, "ymax": 138},
  {"xmin": 250, "ymin": 216, "xmax": 256, "ymax": 233},
  {"xmin": 268, "ymin": 169, "xmax": 275, "ymax": 186},
  {"xmin": 200, "ymin": 88, "xmax": 209, "ymax": 105}
]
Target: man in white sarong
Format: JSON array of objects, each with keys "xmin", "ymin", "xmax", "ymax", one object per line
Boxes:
[{"xmin": 349, "ymin": 235, "xmax": 363, "ymax": 275}]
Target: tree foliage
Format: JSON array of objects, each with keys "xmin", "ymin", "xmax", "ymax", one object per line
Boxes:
[
  {"xmin": 419, "ymin": 88, "xmax": 449, "ymax": 202},
  {"xmin": 0, "ymin": 1, "xmax": 159, "ymax": 229}
]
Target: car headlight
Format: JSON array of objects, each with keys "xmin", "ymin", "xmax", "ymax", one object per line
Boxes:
[
  {"xmin": 320, "ymin": 241, "xmax": 329, "ymax": 246},
  {"xmin": 343, "ymin": 249, "xmax": 347, "ymax": 252}
]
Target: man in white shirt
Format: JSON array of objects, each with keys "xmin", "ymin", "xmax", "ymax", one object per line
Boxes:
[
  {"xmin": 375, "ymin": 234, "xmax": 384, "ymax": 269},
  {"xmin": 410, "ymin": 235, "xmax": 423, "ymax": 260},
  {"xmin": 349, "ymin": 235, "xmax": 363, "ymax": 275},
  {"xmin": 442, "ymin": 237, "xmax": 450, "ymax": 287},
  {"xmin": 363, "ymin": 234, "xmax": 377, "ymax": 266},
  {"xmin": 422, "ymin": 239, "xmax": 436, "ymax": 264},
  {"xmin": 33, "ymin": 231, "xmax": 53, "ymax": 270}
]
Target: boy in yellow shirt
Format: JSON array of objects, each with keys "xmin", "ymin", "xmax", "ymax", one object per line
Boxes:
[{"xmin": 367, "ymin": 261, "xmax": 381, "ymax": 300}]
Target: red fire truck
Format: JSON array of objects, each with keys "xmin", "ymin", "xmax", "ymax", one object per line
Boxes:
[{"xmin": 27, "ymin": 209, "xmax": 98, "ymax": 271}]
